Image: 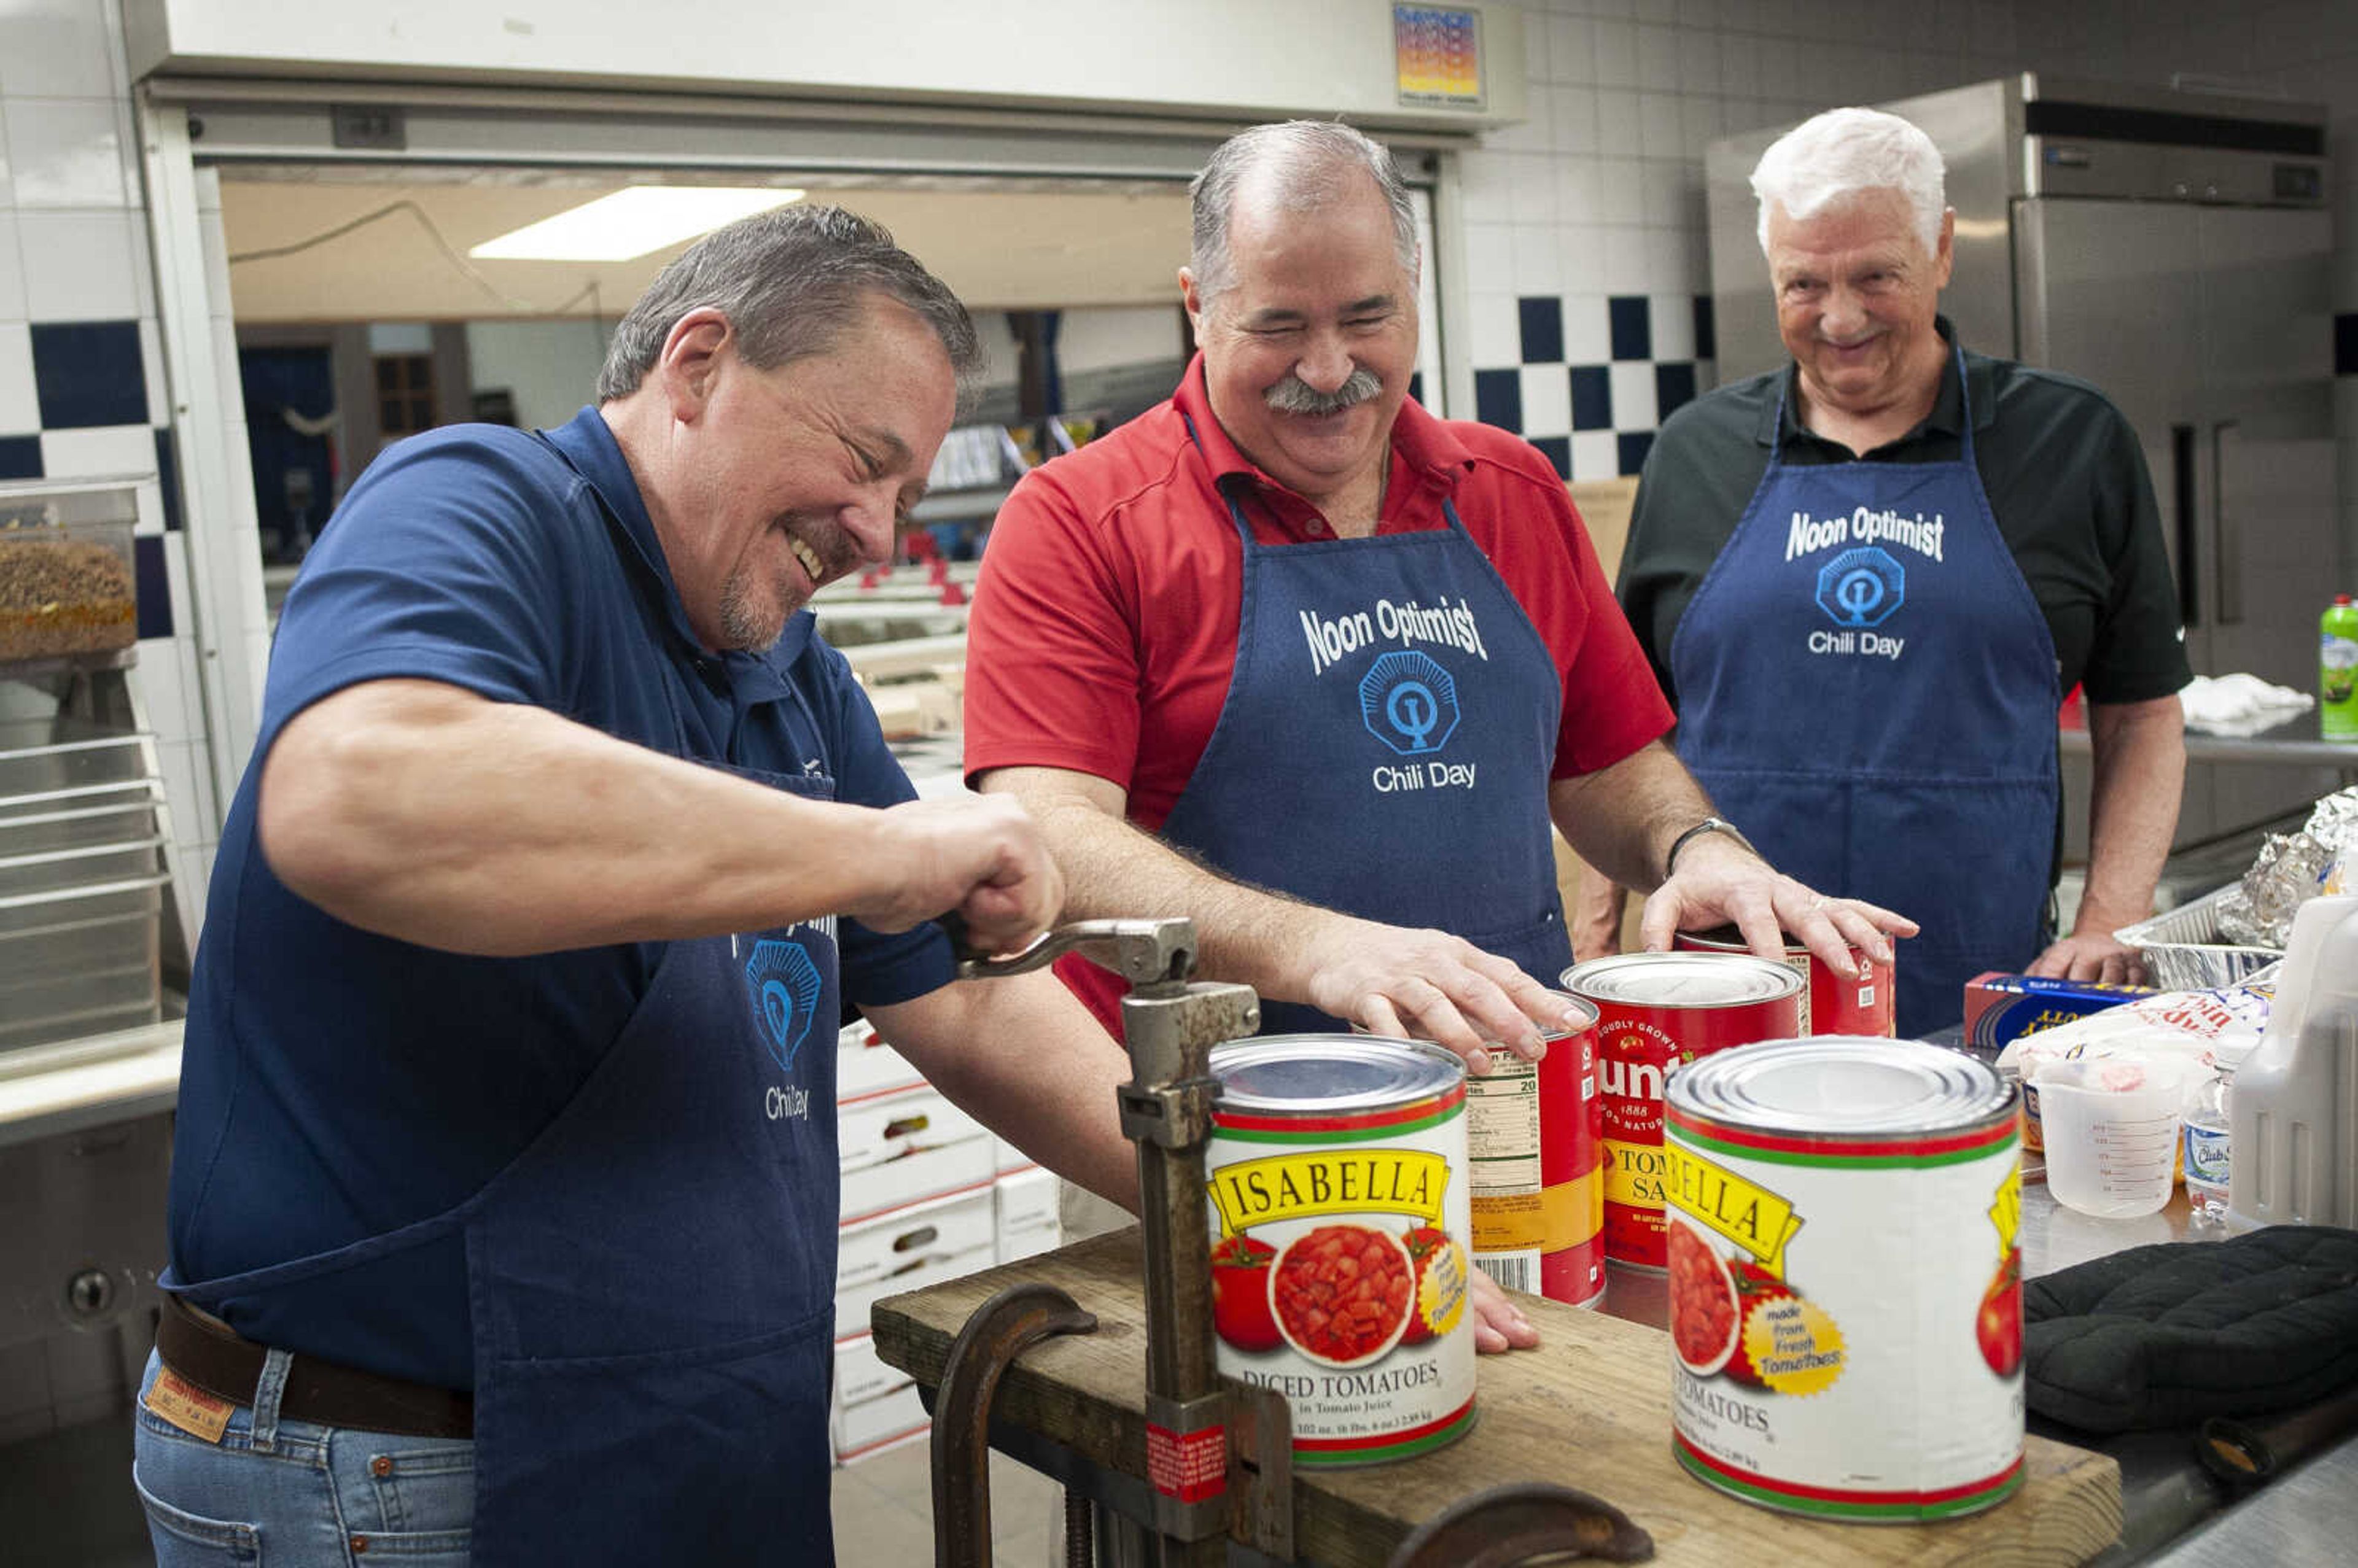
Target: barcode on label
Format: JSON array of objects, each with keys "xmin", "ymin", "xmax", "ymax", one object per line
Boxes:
[{"xmin": 1476, "ymin": 1253, "xmax": 1536, "ymax": 1294}]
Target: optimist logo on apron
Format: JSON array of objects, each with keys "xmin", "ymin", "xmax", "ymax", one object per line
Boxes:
[
  {"xmin": 1815, "ymin": 546, "xmax": 1906, "ymax": 629},
  {"xmin": 1361, "ymin": 650, "xmax": 1461, "ymax": 755},
  {"xmin": 744, "ymin": 937, "xmax": 823, "ymax": 1072}
]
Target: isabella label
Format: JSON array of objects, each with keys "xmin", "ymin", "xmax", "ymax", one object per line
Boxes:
[
  {"xmin": 1206, "ymin": 1036, "xmax": 1478, "ymax": 1467},
  {"xmin": 1664, "ymin": 1039, "xmax": 2025, "ymax": 1523}
]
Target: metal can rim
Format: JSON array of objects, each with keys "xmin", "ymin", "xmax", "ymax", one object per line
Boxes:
[
  {"xmin": 1559, "ymin": 952, "xmax": 1808, "ymax": 1007},
  {"xmin": 1541, "ymin": 989, "xmax": 1600, "ymax": 1038},
  {"xmin": 1675, "ymin": 925, "xmax": 1814, "ymax": 957},
  {"xmin": 1210, "ymin": 1032, "xmax": 1466, "ymax": 1115},
  {"xmin": 1665, "ymin": 1036, "xmax": 2016, "ymax": 1141}
]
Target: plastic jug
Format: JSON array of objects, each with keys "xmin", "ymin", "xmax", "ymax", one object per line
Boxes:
[{"xmin": 2227, "ymin": 894, "xmax": 2358, "ymax": 1230}]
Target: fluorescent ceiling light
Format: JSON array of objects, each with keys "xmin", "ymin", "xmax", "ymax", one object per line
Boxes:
[{"xmin": 469, "ymin": 187, "xmax": 805, "ymax": 262}]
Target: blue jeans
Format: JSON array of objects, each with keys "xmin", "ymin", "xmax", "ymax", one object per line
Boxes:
[{"xmin": 132, "ymin": 1348, "xmax": 475, "ymax": 1566}]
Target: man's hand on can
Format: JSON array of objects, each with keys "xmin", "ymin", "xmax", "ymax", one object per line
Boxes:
[
  {"xmin": 1638, "ymin": 833, "xmax": 1915, "ymax": 979},
  {"xmin": 1301, "ymin": 916, "xmax": 1589, "ymax": 1076}
]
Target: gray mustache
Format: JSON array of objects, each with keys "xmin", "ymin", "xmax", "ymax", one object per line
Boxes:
[{"xmin": 1264, "ymin": 367, "xmax": 1383, "ymax": 416}]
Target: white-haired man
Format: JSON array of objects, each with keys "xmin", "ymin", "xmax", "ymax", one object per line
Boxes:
[
  {"xmin": 1590, "ymin": 107, "xmax": 2189, "ymax": 1034},
  {"xmin": 965, "ymin": 121, "xmax": 1907, "ymax": 1098}
]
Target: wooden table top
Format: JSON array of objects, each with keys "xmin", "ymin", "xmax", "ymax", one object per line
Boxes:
[{"xmin": 872, "ymin": 1227, "xmax": 2122, "ymax": 1567}]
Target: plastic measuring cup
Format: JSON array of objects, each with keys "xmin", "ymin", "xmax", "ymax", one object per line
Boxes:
[{"xmin": 2033, "ymin": 1058, "xmax": 2191, "ymax": 1219}]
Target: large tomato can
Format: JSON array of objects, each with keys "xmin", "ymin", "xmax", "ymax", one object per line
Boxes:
[
  {"xmin": 1561, "ymin": 954, "xmax": 1805, "ymax": 1271},
  {"xmin": 1205, "ymin": 1035, "xmax": 1476, "ymax": 1466},
  {"xmin": 1463, "ymin": 993, "xmax": 1605, "ymax": 1308},
  {"xmin": 1664, "ymin": 1038, "xmax": 2025, "ymax": 1521},
  {"xmin": 1673, "ymin": 925, "xmax": 1896, "ymax": 1037}
]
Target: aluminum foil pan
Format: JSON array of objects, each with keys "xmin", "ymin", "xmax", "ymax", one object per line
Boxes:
[{"xmin": 2217, "ymin": 787, "xmax": 2358, "ymax": 947}]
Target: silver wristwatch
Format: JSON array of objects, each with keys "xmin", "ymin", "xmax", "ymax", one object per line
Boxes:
[{"xmin": 1663, "ymin": 816, "xmax": 1759, "ymax": 877}]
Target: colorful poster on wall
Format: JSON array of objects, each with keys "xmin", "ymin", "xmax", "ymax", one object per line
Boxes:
[{"xmin": 1394, "ymin": 5, "xmax": 1483, "ymax": 110}]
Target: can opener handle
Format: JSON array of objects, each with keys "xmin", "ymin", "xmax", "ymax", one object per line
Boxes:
[{"xmin": 942, "ymin": 914, "xmax": 1199, "ymax": 988}]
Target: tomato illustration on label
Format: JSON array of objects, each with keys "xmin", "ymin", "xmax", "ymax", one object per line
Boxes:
[
  {"xmin": 1976, "ymin": 1246, "xmax": 2023, "ymax": 1378},
  {"xmin": 1209, "ymin": 1233, "xmax": 1280, "ymax": 1353},
  {"xmin": 1271, "ymin": 1224, "xmax": 1416, "ymax": 1366},
  {"xmin": 1669, "ymin": 1219, "xmax": 1804, "ymax": 1389},
  {"xmin": 1669, "ymin": 1221, "xmax": 1741, "ymax": 1375}
]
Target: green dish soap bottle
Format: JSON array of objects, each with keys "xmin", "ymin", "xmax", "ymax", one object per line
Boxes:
[{"xmin": 2327, "ymin": 594, "xmax": 2358, "ymax": 741}]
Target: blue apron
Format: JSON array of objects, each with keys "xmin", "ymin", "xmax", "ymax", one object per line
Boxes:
[
  {"xmin": 1668, "ymin": 346, "xmax": 2058, "ymax": 1036},
  {"xmin": 1156, "ymin": 419, "xmax": 1570, "ymax": 1033},
  {"xmin": 163, "ymin": 418, "xmax": 847, "ymax": 1564}
]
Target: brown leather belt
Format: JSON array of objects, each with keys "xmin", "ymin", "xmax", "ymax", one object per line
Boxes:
[{"xmin": 155, "ymin": 1293, "xmax": 474, "ymax": 1440}]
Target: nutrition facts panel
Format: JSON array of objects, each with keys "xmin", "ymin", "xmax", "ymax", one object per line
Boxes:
[{"xmin": 1466, "ymin": 1059, "xmax": 1541, "ymax": 1190}]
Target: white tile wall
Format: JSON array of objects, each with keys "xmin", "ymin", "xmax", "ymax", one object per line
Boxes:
[
  {"xmin": 39, "ymin": 421, "xmax": 150, "ymax": 476},
  {"xmin": 16, "ymin": 206, "xmax": 141, "ymax": 319},
  {"xmin": 0, "ymin": 318, "xmax": 32, "ymax": 432},
  {"xmin": 0, "ymin": 212, "xmax": 23, "ymax": 322},
  {"xmin": 0, "ymin": 0, "xmax": 122, "ymax": 99},
  {"xmin": 1, "ymin": 96, "xmax": 125, "ymax": 208},
  {"xmin": 1, "ymin": 0, "xmax": 220, "ymax": 943}
]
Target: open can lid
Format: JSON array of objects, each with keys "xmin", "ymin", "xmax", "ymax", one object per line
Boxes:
[{"xmin": 1212, "ymin": 1033, "xmax": 1463, "ymax": 1116}]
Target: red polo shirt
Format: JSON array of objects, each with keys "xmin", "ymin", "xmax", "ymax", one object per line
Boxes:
[{"xmin": 962, "ymin": 355, "xmax": 1673, "ymax": 829}]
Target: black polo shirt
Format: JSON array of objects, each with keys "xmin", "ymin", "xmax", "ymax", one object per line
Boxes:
[{"xmin": 1618, "ymin": 321, "xmax": 2190, "ymax": 710}]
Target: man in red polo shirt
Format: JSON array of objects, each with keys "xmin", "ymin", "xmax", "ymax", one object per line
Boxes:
[{"xmin": 964, "ymin": 120, "xmax": 1910, "ymax": 1074}]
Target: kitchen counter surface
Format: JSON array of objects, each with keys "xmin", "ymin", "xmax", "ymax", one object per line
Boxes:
[{"xmin": 2060, "ymin": 708, "xmax": 2358, "ymax": 769}]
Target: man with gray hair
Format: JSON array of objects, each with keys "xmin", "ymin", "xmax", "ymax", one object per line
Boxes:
[
  {"xmin": 965, "ymin": 121, "xmax": 1902, "ymax": 1227},
  {"xmin": 1595, "ymin": 106, "xmax": 2190, "ymax": 1033},
  {"xmin": 136, "ymin": 204, "xmax": 1143, "ymax": 1566}
]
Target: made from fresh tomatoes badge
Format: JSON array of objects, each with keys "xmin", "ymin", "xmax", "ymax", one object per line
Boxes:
[
  {"xmin": 1398, "ymin": 1224, "xmax": 1466, "ymax": 1345},
  {"xmin": 1209, "ymin": 1233, "xmax": 1281, "ymax": 1353}
]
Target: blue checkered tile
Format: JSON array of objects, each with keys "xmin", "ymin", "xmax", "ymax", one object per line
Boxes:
[
  {"xmin": 1470, "ymin": 294, "xmax": 1716, "ymax": 478},
  {"xmin": 31, "ymin": 320, "xmax": 149, "ymax": 429}
]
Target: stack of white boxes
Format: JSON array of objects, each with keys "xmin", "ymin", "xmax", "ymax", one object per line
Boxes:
[{"xmin": 829, "ymin": 1020, "xmax": 1063, "ymax": 1465}]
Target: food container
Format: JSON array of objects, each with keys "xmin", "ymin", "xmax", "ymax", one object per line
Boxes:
[
  {"xmin": 1461, "ymin": 992, "xmax": 1604, "ymax": 1308},
  {"xmin": 2114, "ymin": 885, "xmax": 2284, "ymax": 990},
  {"xmin": 1560, "ymin": 955, "xmax": 1806, "ymax": 1271},
  {"xmin": 1665, "ymin": 1038, "xmax": 2023, "ymax": 1522},
  {"xmin": 1206, "ymin": 1034, "xmax": 1475, "ymax": 1467},
  {"xmin": 1961, "ymin": 972, "xmax": 2154, "ymax": 1050},
  {"xmin": 1674, "ymin": 924, "xmax": 1894, "ymax": 1036},
  {"xmin": 0, "ymin": 484, "xmax": 139, "ymax": 664}
]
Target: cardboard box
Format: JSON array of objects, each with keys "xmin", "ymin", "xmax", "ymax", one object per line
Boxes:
[{"xmin": 1961, "ymin": 972, "xmax": 2155, "ymax": 1050}]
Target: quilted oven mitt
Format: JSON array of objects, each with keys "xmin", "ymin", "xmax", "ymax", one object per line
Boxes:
[{"xmin": 2023, "ymin": 1225, "xmax": 2358, "ymax": 1433}]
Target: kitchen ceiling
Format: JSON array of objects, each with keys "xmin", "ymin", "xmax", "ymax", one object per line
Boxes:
[{"xmin": 219, "ymin": 169, "xmax": 1194, "ymax": 323}]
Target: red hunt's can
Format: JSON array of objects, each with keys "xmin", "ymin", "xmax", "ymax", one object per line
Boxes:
[
  {"xmin": 1674, "ymin": 925, "xmax": 1896, "ymax": 1038},
  {"xmin": 1461, "ymin": 993, "xmax": 1605, "ymax": 1309},
  {"xmin": 1559, "ymin": 955, "xmax": 1806, "ymax": 1271}
]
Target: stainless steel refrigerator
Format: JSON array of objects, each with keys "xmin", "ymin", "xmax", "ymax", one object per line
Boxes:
[{"xmin": 1704, "ymin": 76, "xmax": 2341, "ymax": 851}]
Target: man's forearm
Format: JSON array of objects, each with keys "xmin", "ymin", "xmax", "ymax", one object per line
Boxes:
[
  {"xmin": 261, "ymin": 679, "xmax": 1029, "ymax": 955},
  {"xmin": 1005, "ymin": 778, "xmax": 1346, "ymax": 1007},
  {"xmin": 1547, "ymin": 739, "xmax": 1720, "ymax": 893},
  {"xmin": 2076, "ymin": 696, "xmax": 2186, "ymax": 933},
  {"xmin": 978, "ymin": 764, "xmax": 1621, "ymax": 1057}
]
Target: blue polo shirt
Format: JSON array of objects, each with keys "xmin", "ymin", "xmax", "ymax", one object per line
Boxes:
[{"xmin": 168, "ymin": 407, "xmax": 954, "ymax": 1384}]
